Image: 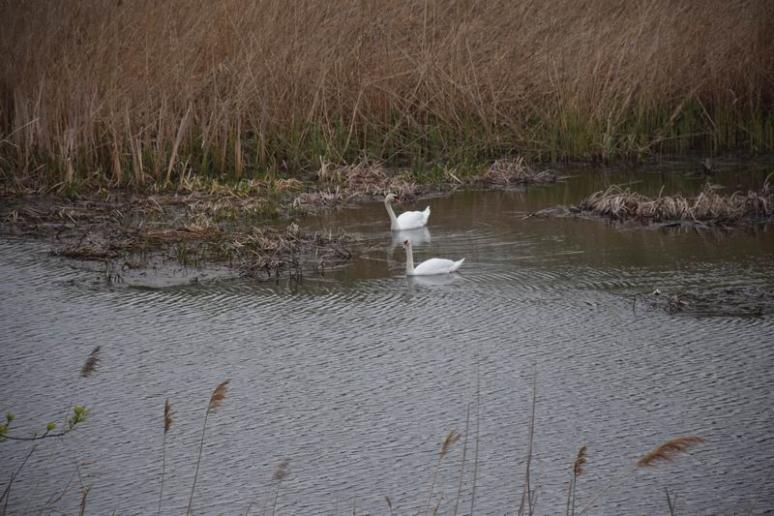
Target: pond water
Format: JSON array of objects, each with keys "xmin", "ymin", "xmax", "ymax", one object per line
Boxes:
[{"xmin": 1, "ymin": 158, "xmax": 774, "ymax": 515}]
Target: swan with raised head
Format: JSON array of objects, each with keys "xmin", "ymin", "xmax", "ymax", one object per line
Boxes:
[
  {"xmin": 402, "ymin": 239, "xmax": 464, "ymax": 276},
  {"xmin": 384, "ymin": 193, "xmax": 430, "ymax": 230}
]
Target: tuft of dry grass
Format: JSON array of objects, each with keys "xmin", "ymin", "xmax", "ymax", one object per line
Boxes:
[
  {"xmin": 1, "ymin": 0, "xmax": 772, "ymax": 189},
  {"xmin": 80, "ymin": 346, "xmax": 101, "ymax": 378},
  {"xmin": 636, "ymin": 436, "xmax": 705, "ymax": 468},
  {"xmin": 483, "ymin": 159, "xmax": 558, "ymax": 187}
]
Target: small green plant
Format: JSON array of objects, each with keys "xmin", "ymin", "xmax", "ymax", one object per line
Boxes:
[{"xmin": 0, "ymin": 406, "xmax": 88, "ymax": 442}]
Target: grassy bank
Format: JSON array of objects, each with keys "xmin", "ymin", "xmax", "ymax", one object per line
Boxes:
[{"xmin": 1, "ymin": 0, "xmax": 773, "ymax": 190}]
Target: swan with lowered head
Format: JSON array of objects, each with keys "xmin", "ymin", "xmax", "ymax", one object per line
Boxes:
[
  {"xmin": 384, "ymin": 193, "xmax": 430, "ymax": 230},
  {"xmin": 402, "ymin": 239, "xmax": 464, "ymax": 276}
]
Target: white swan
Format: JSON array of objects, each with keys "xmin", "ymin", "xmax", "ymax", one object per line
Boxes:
[
  {"xmin": 402, "ymin": 239, "xmax": 464, "ymax": 276},
  {"xmin": 384, "ymin": 193, "xmax": 430, "ymax": 230}
]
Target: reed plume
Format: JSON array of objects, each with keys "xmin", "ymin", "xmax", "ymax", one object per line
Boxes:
[
  {"xmin": 573, "ymin": 446, "xmax": 587, "ymax": 476},
  {"xmin": 440, "ymin": 430, "xmax": 461, "ymax": 459},
  {"xmin": 567, "ymin": 445, "xmax": 587, "ymax": 516},
  {"xmin": 80, "ymin": 346, "xmax": 100, "ymax": 378},
  {"xmin": 636, "ymin": 436, "xmax": 705, "ymax": 468},
  {"xmin": 272, "ymin": 459, "xmax": 290, "ymax": 482},
  {"xmin": 164, "ymin": 399, "xmax": 173, "ymax": 434},
  {"xmin": 187, "ymin": 379, "xmax": 231, "ymax": 515},
  {"xmin": 271, "ymin": 459, "xmax": 290, "ymax": 516},
  {"xmin": 578, "ymin": 436, "xmax": 705, "ymax": 514},
  {"xmin": 208, "ymin": 380, "xmax": 230, "ymax": 413},
  {"xmin": 427, "ymin": 429, "xmax": 462, "ymax": 514}
]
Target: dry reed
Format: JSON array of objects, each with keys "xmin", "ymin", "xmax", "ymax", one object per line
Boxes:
[
  {"xmin": 426, "ymin": 429, "xmax": 462, "ymax": 514},
  {"xmin": 636, "ymin": 436, "xmax": 705, "ymax": 468},
  {"xmin": 577, "ymin": 183, "xmax": 774, "ymax": 224},
  {"xmin": 483, "ymin": 159, "xmax": 558, "ymax": 187},
  {"xmin": 163, "ymin": 400, "xmax": 173, "ymax": 434},
  {"xmin": 1, "ymin": 1, "xmax": 773, "ymax": 189},
  {"xmin": 567, "ymin": 446, "xmax": 587, "ymax": 516},
  {"xmin": 187, "ymin": 379, "xmax": 231, "ymax": 515},
  {"xmin": 80, "ymin": 346, "xmax": 100, "ymax": 378},
  {"xmin": 158, "ymin": 399, "xmax": 173, "ymax": 515}
]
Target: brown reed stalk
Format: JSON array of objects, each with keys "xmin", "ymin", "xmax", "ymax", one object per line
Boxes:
[
  {"xmin": 78, "ymin": 486, "xmax": 90, "ymax": 516},
  {"xmin": 186, "ymin": 379, "xmax": 230, "ymax": 515},
  {"xmin": 469, "ymin": 356, "xmax": 481, "ymax": 516},
  {"xmin": 566, "ymin": 446, "xmax": 587, "ymax": 516},
  {"xmin": 426, "ymin": 429, "xmax": 461, "ymax": 514},
  {"xmin": 665, "ymin": 487, "xmax": 676, "ymax": 516},
  {"xmin": 80, "ymin": 346, "xmax": 100, "ymax": 378},
  {"xmin": 157, "ymin": 399, "xmax": 173, "ymax": 516},
  {"xmin": 452, "ymin": 402, "xmax": 471, "ymax": 516},
  {"xmin": 270, "ymin": 459, "xmax": 290, "ymax": 516},
  {"xmin": 519, "ymin": 375, "xmax": 537, "ymax": 516}
]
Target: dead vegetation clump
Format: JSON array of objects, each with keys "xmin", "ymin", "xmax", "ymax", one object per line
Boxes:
[
  {"xmin": 645, "ymin": 286, "xmax": 770, "ymax": 317},
  {"xmin": 576, "ymin": 180, "xmax": 773, "ymax": 225},
  {"xmin": 227, "ymin": 224, "xmax": 351, "ymax": 280},
  {"xmin": 482, "ymin": 159, "xmax": 558, "ymax": 187}
]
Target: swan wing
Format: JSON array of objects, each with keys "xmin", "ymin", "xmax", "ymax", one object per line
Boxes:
[
  {"xmin": 410, "ymin": 257, "xmax": 464, "ymax": 275},
  {"xmin": 395, "ymin": 209, "xmax": 430, "ymax": 230}
]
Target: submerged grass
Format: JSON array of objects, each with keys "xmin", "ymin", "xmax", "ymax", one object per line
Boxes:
[{"xmin": 1, "ymin": 1, "xmax": 773, "ymax": 190}]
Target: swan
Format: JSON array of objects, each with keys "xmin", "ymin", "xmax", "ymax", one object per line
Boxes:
[
  {"xmin": 402, "ymin": 239, "xmax": 464, "ymax": 276},
  {"xmin": 384, "ymin": 193, "xmax": 430, "ymax": 230}
]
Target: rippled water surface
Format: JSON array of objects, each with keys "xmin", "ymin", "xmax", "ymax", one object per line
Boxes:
[{"xmin": 2, "ymin": 160, "xmax": 774, "ymax": 515}]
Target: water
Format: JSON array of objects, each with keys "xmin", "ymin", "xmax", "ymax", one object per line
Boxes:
[{"xmin": 1, "ymin": 159, "xmax": 774, "ymax": 515}]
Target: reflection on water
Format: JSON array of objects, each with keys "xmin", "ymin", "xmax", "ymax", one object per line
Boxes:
[
  {"xmin": 1, "ymin": 159, "xmax": 773, "ymax": 515},
  {"xmin": 391, "ymin": 226, "xmax": 432, "ymax": 249}
]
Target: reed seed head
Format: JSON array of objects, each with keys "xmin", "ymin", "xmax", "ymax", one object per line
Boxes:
[
  {"xmin": 573, "ymin": 445, "xmax": 587, "ymax": 476},
  {"xmin": 273, "ymin": 459, "xmax": 290, "ymax": 481},
  {"xmin": 440, "ymin": 429, "xmax": 461, "ymax": 459},
  {"xmin": 80, "ymin": 346, "xmax": 101, "ymax": 377},
  {"xmin": 636, "ymin": 436, "xmax": 705, "ymax": 468},
  {"xmin": 208, "ymin": 379, "xmax": 230, "ymax": 413},
  {"xmin": 163, "ymin": 399, "xmax": 173, "ymax": 434}
]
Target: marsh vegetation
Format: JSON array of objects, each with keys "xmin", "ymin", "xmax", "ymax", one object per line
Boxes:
[{"xmin": 1, "ymin": 0, "xmax": 773, "ymax": 190}]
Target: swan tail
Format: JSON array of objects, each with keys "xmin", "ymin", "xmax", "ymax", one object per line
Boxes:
[{"xmin": 449, "ymin": 258, "xmax": 465, "ymax": 272}]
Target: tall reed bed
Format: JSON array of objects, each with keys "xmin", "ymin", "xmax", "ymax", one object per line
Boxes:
[{"xmin": 1, "ymin": 0, "xmax": 773, "ymax": 188}]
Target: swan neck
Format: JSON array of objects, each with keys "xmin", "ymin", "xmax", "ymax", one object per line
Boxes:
[
  {"xmin": 405, "ymin": 243, "xmax": 414, "ymax": 274},
  {"xmin": 384, "ymin": 198, "xmax": 398, "ymax": 227}
]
